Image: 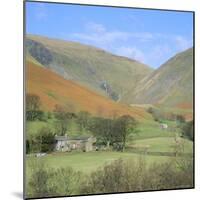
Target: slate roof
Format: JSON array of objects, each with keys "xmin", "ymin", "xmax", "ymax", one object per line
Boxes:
[
  {"xmin": 55, "ymin": 135, "xmax": 92, "ymax": 141},
  {"xmin": 55, "ymin": 136, "xmax": 68, "ymax": 141}
]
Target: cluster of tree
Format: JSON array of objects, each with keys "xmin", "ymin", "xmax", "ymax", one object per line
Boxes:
[
  {"xmin": 181, "ymin": 120, "xmax": 194, "ymax": 141},
  {"xmin": 26, "ymin": 127, "xmax": 55, "ymax": 153},
  {"xmin": 147, "ymin": 107, "xmax": 185, "ymax": 123},
  {"xmin": 27, "ymin": 156, "xmax": 193, "ymax": 198},
  {"xmin": 27, "ymin": 161, "xmax": 82, "ymax": 198},
  {"xmin": 53, "ymin": 104, "xmax": 76, "ymax": 136},
  {"xmin": 53, "ymin": 105, "xmax": 93, "ymax": 135},
  {"xmin": 52, "ymin": 104, "xmax": 138, "ymax": 152},
  {"xmin": 26, "ymin": 94, "xmax": 138, "ymax": 153},
  {"xmin": 81, "ymin": 157, "xmax": 193, "ymax": 194},
  {"xmin": 88, "ymin": 115, "xmax": 138, "ymax": 151},
  {"xmin": 26, "ymin": 94, "xmax": 45, "ymax": 121},
  {"xmin": 26, "ymin": 94, "xmax": 53, "ymax": 121}
]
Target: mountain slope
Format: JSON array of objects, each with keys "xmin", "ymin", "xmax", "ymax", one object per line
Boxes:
[
  {"xmin": 26, "ymin": 60, "xmax": 152, "ymax": 121},
  {"xmin": 25, "ymin": 34, "xmax": 153, "ymax": 102},
  {"xmin": 124, "ymin": 48, "xmax": 193, "ymax": 107}
]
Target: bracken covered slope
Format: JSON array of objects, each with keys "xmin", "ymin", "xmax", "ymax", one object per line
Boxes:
[{"xmin": 26, "ymin": 60, "xmax": 152, "ymax": 121}]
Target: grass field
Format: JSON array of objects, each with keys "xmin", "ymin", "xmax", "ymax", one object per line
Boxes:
[
  {"xmin": 26, "ymin": 108, "xmax": 193, "ymax": 184},
  {"xmin": 26, "ymin": 134, "xmax": 193, "ymax": 175},
  {"xmin": 131, "ymin": 137, "xmax": 193, "ymax": 153},
  {"xmin": 135, "ymin": 122, "xmax": 176, "ymax": 140},
  {"xmin": 26, "ymin": 151, "xmax": 173, "ymax": 175}
]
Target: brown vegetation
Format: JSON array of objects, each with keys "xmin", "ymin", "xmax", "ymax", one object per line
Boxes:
[{"xmin": 26, "ymin": 60, "xmax": 151, "ymax": 120}]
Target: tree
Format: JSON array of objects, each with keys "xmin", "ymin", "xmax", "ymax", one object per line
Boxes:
[
  {"xmin": 28, "ymin": 161, "xmax": 49, "ymax": 198},
  {"xmin": 181, "ymin": 120, "xmax": 194, "ymax": 141},
  {"xmin": 80, "ymin": 158, "xmax": 193, "ymax": 194},
  {"xmin": 114, "ymin": 115, "xmax": 137, "ymax": 152},
  {"xmin": 102, "ymin": 118, "xmax": 114, "ymax": 148},
  {"xmin": 88, "ymin": 117, "xmax": 114, "ymax": 148},
  {"xmin": 26, "ymin": 110, "xmax": 45, "ymax": 121},
  {"xmin": 26, "ymin": 93, "xmax": 41, "ymax": 111},
  {"xmin": 26, "ymin": 139, "xmax": 30, "ymax": 154},
  {"xmin": 53, "ymin": 105, "xmax": 76, "ymax": 136},
  {"xmin": 176, "ymin": 114, "xmax": 185, "ymax": 124},
  {"xmin": 27, "ymin": 160, "xmax": 82, "ymax": 198},
  {"xmin": 88, "ymin": 115, "xmax": 138, "ymax": 151},
  {"xmin": 147, "ymin": 107, "xmax": 154, "ymax": 114},
  {"xmin": 76, "ymin": 111, "xmax": 91, "ymax": 131},
  {"xmin": 36, "ymin": 127, "xmax": 55, "ymax": 152},
  {"xmin": 47, "ymin": 111, "xmax": 52, "ymax": 119},
  {"xmin": 26, "ymin": 94, "xmax": 43, "ymax": 121},
  {"xmin": 147, "ymin": 107, "xmax": 164, "ymax": 122}
]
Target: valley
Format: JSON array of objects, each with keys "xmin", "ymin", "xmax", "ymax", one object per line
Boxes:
[{"xmin": 25, "ymin": 34, "xmax": 194, "ymax": 198}]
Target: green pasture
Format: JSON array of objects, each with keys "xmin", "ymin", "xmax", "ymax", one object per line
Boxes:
[
  {"xmin": 130, "ymin": 137, "xmax": 193, "ymax": 153},
  {"xmin": 26, "ymin": 112, "xmax": 193, "ymax": 180},
  {"xmin": 26, "ymin": 151, "xmax": 172, "ymax": 176}
]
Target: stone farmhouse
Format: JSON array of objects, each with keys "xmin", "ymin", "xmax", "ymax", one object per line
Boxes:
[{"xmin": 55, "ymin": 135, "xmax": 96, "ymax": 152}]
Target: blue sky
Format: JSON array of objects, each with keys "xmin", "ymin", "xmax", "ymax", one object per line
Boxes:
[{"xmin": 26, "ymin": 1, "xmax": 193, "ymax": 68}]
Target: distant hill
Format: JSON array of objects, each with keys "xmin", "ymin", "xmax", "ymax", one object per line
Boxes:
[
  {"xmin": 25, "ymin": 34, "xmax": 153, "ymax": 102},
  {"xmin": 124, "ymin": 48, "xmax": 193, "ymax": 108},
  {"xmin": 25, "ymin": 34, "xmax": 193, "ymax": 113},
  {"xmin": 26, "ymin": 60, "xmax": 152, "ymax": 121}
]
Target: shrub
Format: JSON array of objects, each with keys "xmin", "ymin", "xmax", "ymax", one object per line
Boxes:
[
  {"xmin": 80, "ymin": 157, "xmax": 193, "ymax": 194},
  {"xmin": 27, "ymin": 160, "xmax": 50, "ymax": 198},
  {"xmin": 28, "ymin": 127, "xmax": 55, "ymax": 153},
  {"xmin": 36, "ymin": 127, "xmax": 55, "ymax": 152},
  {"xmin": 26, "ymin": 110, "xmax": 45, "ymax": 121},
  {"xmin": 27, "ymin": 160, "xmax": 82, "ymax": 198},
  {"xmin": 26, "ymin": 140, "xmax": 30, "ymax": 154},
  {"xmin": 181, "ymin": 120, "xmax": 194, "ymax": 141}
]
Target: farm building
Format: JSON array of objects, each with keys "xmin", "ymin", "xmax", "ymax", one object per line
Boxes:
[
  {"xmin": 55, "ymin": 135, "xmax": 96, "ymax": 152},
  {"xmin": 160, "ymin": 123, "xmax": 168, "ymax": 129}
]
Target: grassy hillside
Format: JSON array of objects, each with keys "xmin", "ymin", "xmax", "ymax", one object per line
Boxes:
[
  {"xmin": 26, "ymin": 60, "xmax": 152, "ymax": 121},
  {"xmin": 26, "ymin": 34, "xmax": 153, "ymax": 102},
  {"xmin": 124, "ymin": 48, "xmax": 193, "ymax": 108}
]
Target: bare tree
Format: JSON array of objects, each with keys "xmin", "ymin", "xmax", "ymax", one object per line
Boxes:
[{"xmin": 26, "ymin": 93, "xmax": 41, "ymax": 111}]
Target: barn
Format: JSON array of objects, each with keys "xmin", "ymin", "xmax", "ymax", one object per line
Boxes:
[{"xmin": 55, "ymin": 135, "xmax": 96, "ymax": 152}]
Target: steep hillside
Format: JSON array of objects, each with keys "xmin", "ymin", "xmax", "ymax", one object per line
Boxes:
[
  {"xmin": 124, "ymin": 48, "xmax": 193, "ymax": 107},
  {"xmin": 25, "ymin": 34, "xmax": 153, "ymax": 102},
  {"xmin": 26, "ymin": 60, "xmax": 152, "ymax": 121}
]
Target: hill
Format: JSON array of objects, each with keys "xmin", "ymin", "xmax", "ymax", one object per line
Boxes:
[
  {"xmin": 124, "ymin": 48, "xmax": 193, "ymax": 108},
  {"xmin": 25, "ymin": 34, "xmax": 153, "ymax": 102},
  {"xmin": 26, "ymin": 60, "xmax": 152, "ymax": 121}
]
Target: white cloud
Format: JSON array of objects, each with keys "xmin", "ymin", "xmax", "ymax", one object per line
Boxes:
[
  {"xmin": 69, "ymin": 22, "xmax": 192, "ymax": 67},
  {"xmin": 35, "ymin": 3, "xmax": 48, "ymax": 21},
  {"xmin": 86, "ymin": 22, "xmax": 106, "ymax": 33},
  {"xmin": 71, "ymin": 22, "xmax": 131, "ymax": 48},
  {"xmin": 174, "ymin": 36, "xmax": 192, "ymax": 51},
  {"xmin": 115, "ymin": 46, "xmax": 145, "ymax": 62},
  {"xmin": 71, "ymin": 22, "xmax": 155, "ymax": 46},
  {"xmin": 69, "ymin": 22, "xmax": 157, "ymax": 64},
  {"xmin": 132, "ymin": 32, "xmax": 154, "ymax": 42},
  {"xmin": 72, "ymin": 31, "xmax": 129, "ymax": 45}
]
